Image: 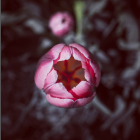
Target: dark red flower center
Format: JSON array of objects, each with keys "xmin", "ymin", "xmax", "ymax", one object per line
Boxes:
[
  {"xmin": 54, "ymin": 56, "xmax": 86, "ymax": 91},
  {"xmin": 62, "ymin": 18, "xmax": 66, "ymax": 23}
]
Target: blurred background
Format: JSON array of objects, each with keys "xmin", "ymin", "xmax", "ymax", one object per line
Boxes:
[{"xmin": 1, "ymin": 0, "xmax": 140, "ymax": 140}]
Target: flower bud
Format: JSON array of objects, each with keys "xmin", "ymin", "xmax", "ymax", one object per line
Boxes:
[{"xmin": 49, "ymin": 12, "xmax": 73, "ymax": 37}]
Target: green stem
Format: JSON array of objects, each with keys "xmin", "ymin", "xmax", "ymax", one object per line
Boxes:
[{"xmin": 74, "ymin": 0, "xmax": 84, "ymax": 44}]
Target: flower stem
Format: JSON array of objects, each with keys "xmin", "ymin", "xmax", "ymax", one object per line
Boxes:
[{"xmin": 74, "ymin": 0, "xmax": 84, "ymax": 44}]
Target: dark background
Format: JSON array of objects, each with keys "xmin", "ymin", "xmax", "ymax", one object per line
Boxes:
[{"xmin": 1, "ymin": 0, "xmax": 140, "ymax": 140}]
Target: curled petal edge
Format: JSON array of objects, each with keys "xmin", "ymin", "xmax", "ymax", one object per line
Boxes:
[
  {"xmin": 35, "ymin": 60, "xmax": 53, "ymax": 89},
  {"xmin": 72, "ymin": 81, "xmax": 92, "ymax": 98},
  {"xmin": 73, "ymin": 92, "xmax": 96, "ymax": 107},
  {"xmin": 90, "ymin": 61, "xmax": 101, "ymax": 87},
  {"xmin": 46, "ymin": 92, "xmax": 96, "ymax": 108},
  {"xmin": 44, "ymin": 83, "xmax": 74, "ymax": 99},
  {"xmin": 46, "ymin": 94, "xmax": 75, "ymax": 108},
  {"xmin": 58, "ymin": 45, "xmax": 72, "ymax": 61},
  {"xmin": 43, "ymin": 68, "xmax": 58, "ymax": 89},
  {"xmin": 69, "ymin": 43, "xmax": 91, "ymax": 60}
]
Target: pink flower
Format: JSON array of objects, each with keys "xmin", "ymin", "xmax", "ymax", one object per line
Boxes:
[
  {"xmin": 49, "ymin": 12, "xmax": 73, "ymax": 37},
  {"xmin": 34, "ymin": 43, "xmax": 101, "ymax": 108}
]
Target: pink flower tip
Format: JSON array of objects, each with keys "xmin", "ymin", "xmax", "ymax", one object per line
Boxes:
[
  {"xmin": 49, "ymin": 12, "xmax": 73, "ymax": 37},
  {"xmin": 34, "ymin": 43, "xmax": 101, "ymax": 108}
]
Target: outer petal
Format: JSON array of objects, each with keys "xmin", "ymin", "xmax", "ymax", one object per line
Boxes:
[
  {"xmin": 46, "ymin": 92, "xmax": 96, "ymax": 108},
  {"xmin": 73, "ymin": 92, "xmax": 96, "ymax": 107},
  {"xmin": 69, "ymin": 43, "xmax": 91, "ymax": 59},
  {"xmin": 58, "ymin": 45, "xmax": 72, "ymax": 61},
  {"xmin": 46, "ymin": 94, "xmax": 74, "ymax": 108},
  {"xmin": 44, "ymin": 83, "xmax": 74, "ymax": 99},
  {"xmin": 35, "ymin": 59, "xmax": 53, "ymax": 89},
  {"xmin": 43, "ymin": 43, "xmax": 65, "ymax": 60},
  {"xmin": 72, "ymin": 81, "xmax": 92, "ymax": 98},
  {"xmin": 81, "ymin": 61, "xmax": 95, "ymax": 85},
  {"xmin": 43, "ymin": 69, "xmax": 58, "ymax": 89},
  {"xmin": 72, "ymin": 47, "xmax": 87, "ymax": 62},
  {"xmin": 34, "ymin": 44, "xmax": 65, "ymax": 89},
  {"xmin": 90, "ymin": 61, "xmax": 101, "ymax": 86}
]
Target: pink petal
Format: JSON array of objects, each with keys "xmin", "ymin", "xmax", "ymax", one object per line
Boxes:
[
  {"xmin": 34, "ymin": 44, "xmax": 65, "ymax": 89},
  {"xmin": 90, "ymin": 61, "xmax": 101, "ymax": 87},
  {"xmin": 73, "ymin": 92, "xmax": 96, "ymax": 107},
  {"xmin": 72, "ymin": 81, "xmax": 92, "ymax": 98},
  {"xmin": 58, "ymin": 45, "xmax": 72, "ymax": 61},
  {"xmin": 43, "ymin": 44, "xmax": 65, "ymax": 60},
  {"xmin": 72, "ymin": 47, "xmax": 87, "ymax": 62},
  {"xmin": 44, "ymin": 83, "xmax": 74, "ymax": 99},
  {"xmin": 70, "ymin": 43, "xmax": 101, "ymax": 87},
  {"xmin": 81, "ymin": 61, "xmax": 94, "ymax": 85},
  {"xmin": 46, "ymin": 92, "xmax": 96, "ymax": 108},
  {"xmin": 46, "ymin": 94, "xmax": 74, "ymax": 108},
  {"xmin": 43, "ymin": 68, "xmax": 58, "ymax": 89},
  {"xmin": 70, "ymin": 43, "xmax": 91, "ymax": 59},
  {"xmin": 35, "ymin": 59, "xmax": 53, "ymax": 89}
]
